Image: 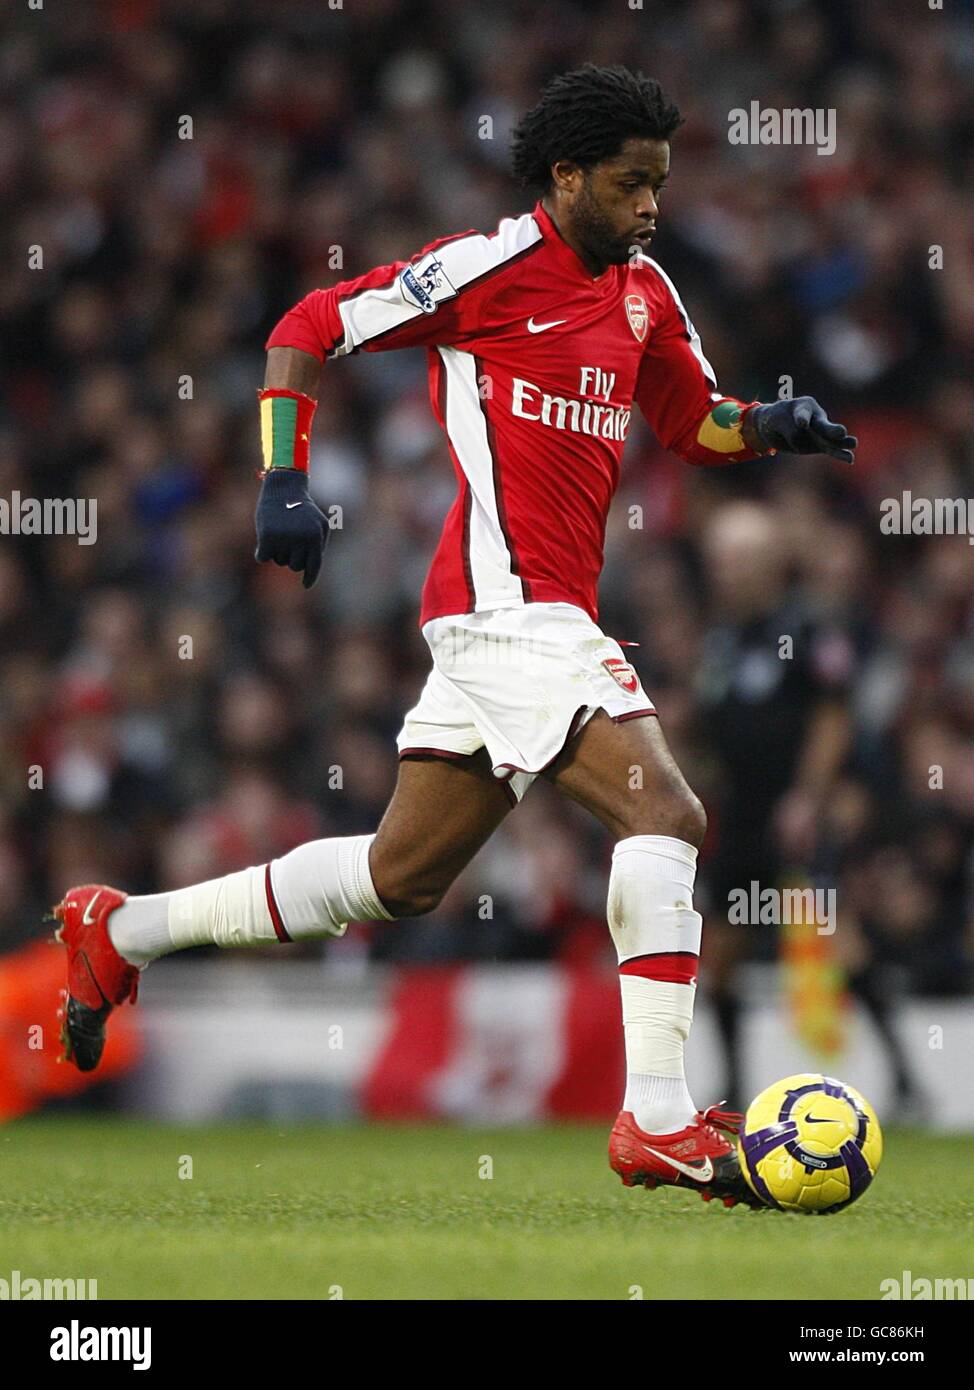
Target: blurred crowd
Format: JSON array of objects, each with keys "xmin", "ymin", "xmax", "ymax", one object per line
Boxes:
[{"xmin": 1, "ymin": 0, "xmax": 972, "ymax": 1023}]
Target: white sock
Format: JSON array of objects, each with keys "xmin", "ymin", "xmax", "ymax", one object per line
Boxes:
[
  {"xmin": 607, "ymin": 834, "xmax": 702, "ymax": 1136},
  {"xmin": 623, "ymin": 1073, "xmax": 697, "ymax": 1136},
  {"xmin": 108, "ymin": 894, "xmax": 172, "ymax": 967},
  {"xmin": 109, "ymin": 833, "xmax": 394, "ymax": 966}
]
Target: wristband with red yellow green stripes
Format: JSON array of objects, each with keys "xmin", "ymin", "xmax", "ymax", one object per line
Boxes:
[
  {"xmin": 695, "ymin": 398, "xmax": 764, "ymax": 455},
  {"xmin": 258, "ymin": 388, "xmax": 317, "ymax": 474}
]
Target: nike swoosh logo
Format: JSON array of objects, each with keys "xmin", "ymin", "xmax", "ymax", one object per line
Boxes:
[
  {"xmin": 78, "ymin": 949, "xmax": 111, "ymax": 1011},
  {"xmin": 804, "ymin": 1114, "xmax": 833, "ymax": 1124},
  {"xmin": 526, "ymin": 316, "xmax": 568, "ymax": 334},
  {"xmin": 641, "ymin": 1145, "xmax": 714, "ymax": 1183},
  {"xmin": 81, "ymin": 891, "xmax": 102, "ymax": 927},
  {"xmin": 285, "ymin": 501, "xmax": 303, "ymax": 509}
]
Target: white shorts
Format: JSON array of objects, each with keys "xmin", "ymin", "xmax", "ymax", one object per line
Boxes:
[{"xmin": 396, "ymin": 602, "xmax": 656, "ymax": 803}]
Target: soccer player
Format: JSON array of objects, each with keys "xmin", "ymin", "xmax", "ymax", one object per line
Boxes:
[{"xmin": 52, "ymin": 65, "xmax": 855, "ymax": 1208}]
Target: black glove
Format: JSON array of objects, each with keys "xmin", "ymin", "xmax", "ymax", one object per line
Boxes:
[
  {"xmin": 746, "ymin": 396, "xmax": 857, "ymax": 464},
  {"xmin": 254, "ymin": 468, "xmax": 329, "ymax": 589}
]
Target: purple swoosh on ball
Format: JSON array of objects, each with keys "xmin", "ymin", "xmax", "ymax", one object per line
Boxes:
[
  {"xmin": 841, "ymin": 1137, "xmax": 873, "ymax": 1203},
  {"xmin": 740, "ymin": 1122, "xmax": 798, "ymax": 1209}
]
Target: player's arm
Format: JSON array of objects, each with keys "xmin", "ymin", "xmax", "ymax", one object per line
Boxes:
[
  {"xmin": 264, "ymin": 345, "xmax": 322, "ymax": 397},
  {"xmin": 254, "ymin": 344, "xmax": 329, "ymax": 589},
  {"xmin": 634, "ymin": 271, "xmax": 856, "ymax": 467},
  {"xmin": 254, "ymin": 233, "xmax": 494, "ymax": 587},
  {"xmin": 253, "ymin": 272, "xmax": 384, "ymax": 589}
]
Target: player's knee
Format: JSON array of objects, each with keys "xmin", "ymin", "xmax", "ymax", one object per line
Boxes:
[
  {"xmin": 369, "ymin": 841, "xmax": 448, "ymax": 918},
  {"xmin": 672, "ymin": 790, "xmax": 707, "ymax": 848},
  {"xmin": 623, "ymin": 785, "xmax": 707, "ymax": 848},
  {"xmin": 373, "ymin": 876, "xmax": 445, "ymax": 919}
]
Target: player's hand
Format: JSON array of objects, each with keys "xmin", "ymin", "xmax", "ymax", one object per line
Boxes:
[
  {"xmin": 744, "ymin": 397, "xmax": 857, "ymax": 464},
  {"xmin": 254, "ymin": 468, "xmax": 329, "ymax": 589}
]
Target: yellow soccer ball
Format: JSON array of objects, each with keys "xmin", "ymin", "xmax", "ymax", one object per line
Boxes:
[{"xmin": 738, "ymin": 1073, "xmax": 883, "ymax": 1213}]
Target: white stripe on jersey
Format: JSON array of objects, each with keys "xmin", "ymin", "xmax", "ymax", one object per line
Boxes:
[
  {"xmin": 437, "ymin": 346, "xmax": 525, "ymax": 612},
  {"xmin": 334, "ymin": 213, "xmax": 543, "ymax": 355},
  {"xmin": 637, "ymin": 254, "xmax": 720, "ymax": 394}
]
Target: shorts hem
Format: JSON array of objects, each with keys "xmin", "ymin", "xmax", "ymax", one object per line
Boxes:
[
  {"xmin": 491, "ymin": 705, "xmax": 657, "ymax": 778},
  {"xmin": 398, "ymin": 746, "xmax": 475, "ymax": 761},
  {"xmin": 491, "ymin": 704, "xmax": 590, "ymax": 780},
  {"xmin": 398, "ymin": 745, "xmax": 519, "ymax": 808}
]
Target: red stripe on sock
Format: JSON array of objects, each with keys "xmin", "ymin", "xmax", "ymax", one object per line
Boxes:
[
  {"xmin": 264, "ymin": 864, "xmax": 291, "ymax": 943},
  {"xmin": 619, "ymin": 951, "xmax": 698, "ymax": 984}
]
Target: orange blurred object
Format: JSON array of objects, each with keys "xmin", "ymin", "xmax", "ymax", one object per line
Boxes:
[
  {"xmin": 0, "ymin": 940, "xmax": 141, "ymax": 1121},
  {"xmin": 780, "ymin": 877, "xmax": 848, "ymax": 1058}
]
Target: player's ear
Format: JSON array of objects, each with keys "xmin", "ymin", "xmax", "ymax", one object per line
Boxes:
[{"xmin": 550, "ymin": 159, "xmax": 581, "ymax": 195}]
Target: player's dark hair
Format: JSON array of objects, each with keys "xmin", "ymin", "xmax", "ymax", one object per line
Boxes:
[{"xmin": 510, "ymin": 64, "xmax": 683, "ymax": 192}]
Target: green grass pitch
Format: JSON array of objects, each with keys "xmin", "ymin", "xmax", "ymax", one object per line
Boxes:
[{"xmin": 1, "ymin": 1119, "xmax": 971, "ymax": 1300}]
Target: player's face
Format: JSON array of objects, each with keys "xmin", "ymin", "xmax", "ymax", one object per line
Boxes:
[{"xmin": 568, "ymin": 138, "xmax": 670, "ymax": 268}]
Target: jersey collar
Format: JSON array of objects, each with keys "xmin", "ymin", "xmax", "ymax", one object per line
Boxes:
[{"xmin": 533, "ymin": 199, "xmax": 617, "ymax": 285}]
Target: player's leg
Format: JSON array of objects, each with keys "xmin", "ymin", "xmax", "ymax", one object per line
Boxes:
[
  {"xmin": 52, "ymin": 750, "xmax": 512, "ymax": 1070},
  {"xmin": 545, "ymin": 708, "xmax": 704, "ymax": 1132},
  {"xmin": 544, "ymin": 709, "xmax": 758, "ymax": 1205},
  {"xmin": 114, "ymin": 748, "xmax": 512, "ymax": 952},
  {"xmin": 366, "ymin": 750, "xmax": 515, "ymax": 916}
]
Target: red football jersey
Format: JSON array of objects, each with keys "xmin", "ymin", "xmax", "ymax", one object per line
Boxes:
[{"xmin": 266, "ymin": 200, "xmax": 759, "ymax": 626}]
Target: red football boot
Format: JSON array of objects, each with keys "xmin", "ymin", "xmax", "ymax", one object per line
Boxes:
[
  {"xmin": 609, "ymin": 1105, "xmax": 762, "ymax": 1208},
  {"xmin": 49, "ymin": 884, "xmax": 139, "ymax": 1072}
]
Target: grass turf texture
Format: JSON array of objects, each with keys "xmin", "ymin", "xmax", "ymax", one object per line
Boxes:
[{"xmin": 1, "ymin": 1119, "xmax": 971, "ymax": 1300}]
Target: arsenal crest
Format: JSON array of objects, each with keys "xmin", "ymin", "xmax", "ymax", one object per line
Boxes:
[
  {"xmin": 625, "ymin": 294, "xmax": 648, "ymax": 343},
  {"xmin": 602, "ymin": 657, "xmax": 639, "ymax": 693}
]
